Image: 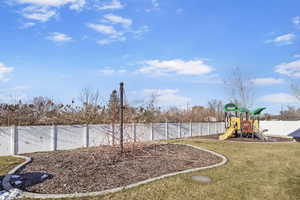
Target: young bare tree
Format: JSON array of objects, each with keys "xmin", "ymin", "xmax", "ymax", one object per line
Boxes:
[
  {"xmin": 280, "ymin": 106, "xmax": 300, "ymax": 120},
  {"xmin": 224, "ymin": 67, "xmax": 255, "ymax": 108},
  {"xmin": 207, "ymin": 99, "xmax": 224, "ymax": 121},
  {"xmin": 79, "ymin": 87, "xmax": 101, "ymax": 124},
  {"xmin": 291, "ymin": 81, "xmax": 300, "ymax": 101},
  {"xmin": 140, "ymin": 94, "xmax": 160, "ymax": 123}
]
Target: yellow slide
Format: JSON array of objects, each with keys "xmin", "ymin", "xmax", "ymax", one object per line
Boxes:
[{"xmin": 219, "ymin": 126, "xmax": 237, "ymax": 140}]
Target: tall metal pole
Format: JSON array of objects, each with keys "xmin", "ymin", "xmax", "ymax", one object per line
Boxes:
[{"xmin": 120, "ymin": 82, "xmax": 124, "ymax": 153}]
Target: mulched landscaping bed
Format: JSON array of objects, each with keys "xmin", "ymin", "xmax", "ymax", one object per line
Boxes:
[
  {"xmin": 193, "ymin": 134, "xmax": 293, "ymax": 142},
  {"xmin": 17, "ymin": 143, "xmax": 222, "ymax": 194}
]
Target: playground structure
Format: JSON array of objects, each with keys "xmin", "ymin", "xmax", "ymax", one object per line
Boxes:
[{"xmin": 219, "ymin": 103, "xmax": 267, "ymax": 140}]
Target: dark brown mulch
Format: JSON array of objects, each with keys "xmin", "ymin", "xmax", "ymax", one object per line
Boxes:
[
  {"xmin": 193, "ymin": 134, "xmax": 293, "ymax": 142},
  {"xmin": 18, "ymin": 143, "xmax": 222, "ymax": 194}
]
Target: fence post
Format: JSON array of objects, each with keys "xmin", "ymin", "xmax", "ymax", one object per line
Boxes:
[
  {"xmin": 150, "ymin": 123, "xmax": 154, "ymax": 141},
  {"xmin": 165, "ymin": 121, "xmax": 169, "ymax": 140},
  {"xmin": 152, "ymin": 123, "xmax": 155, "ymax": 141},
  {"xmin": 84, "ymin": 124, "xmax": 89, "ymax": 148},
  {"xmin": 214, "ymin": 122, "xmax": 218, "ymax": 134},
  {"xmin": 11, "ymin": 125, "xmax": 18, "ymax": 155},
  {"xmin": 207, "ymin": 122, "xmax": 210, "ymax": 135},
  {"xmin": 198, "ymin": 123, "xmax": 201, "ymax": 136},
  {"xmin": 133, "ymin": 123, "xmax": 136, "ymax": 143},
  {"xmin": 111, "ymin": 124, "xmax": 115, "ymax": 146},
  {"xmin": 178, "ymin": 122, "xmax": 181, "ymax": 138},
  {"xmin": 189, "ymin": 121, "xmax": 192, "ymax": 137},
  {"xmin": 51, "ymin": 125, "xmax": 57, "ymax": 151}
]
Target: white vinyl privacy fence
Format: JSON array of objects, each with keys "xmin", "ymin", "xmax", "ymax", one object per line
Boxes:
[
  {"xmin": 0, "ymin": 122, "xmax": 225, "ymax": 156},
  {"xmin": 260, "ymin": 121, "xmax": 300, "ymax": 137},
  {"xmin": 1, "ymin": 121, "xmax": 298, "ymax": 156}
]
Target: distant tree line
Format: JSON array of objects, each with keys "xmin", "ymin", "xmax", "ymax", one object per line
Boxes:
[
  {"xmin": 0, "ymin": 88, "xmax": 225, "ymax": 126},
  {"xmin": 3, "ymin": 64, "xmax": 300, "ymax": 126}
]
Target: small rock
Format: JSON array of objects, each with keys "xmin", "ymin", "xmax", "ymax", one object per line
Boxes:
[{"xmin": 191, "ymin": 175, "xmax": 212, "ymax": 183}]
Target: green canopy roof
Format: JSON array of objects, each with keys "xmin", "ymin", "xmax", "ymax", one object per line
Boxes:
[
  {"xmin": 251, "ymin": 107, "xmax": 266, "ymax": 115},
  {"xmin": 238, "ymin": 107, "xmax": 250, "ymax": 113},
  {"xmin": 224, "ymin": 103, "xmax": 239, "ymax": 112}
]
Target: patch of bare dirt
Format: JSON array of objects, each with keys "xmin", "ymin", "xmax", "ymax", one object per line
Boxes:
[{"xmin": 18, "ymin": 143, "xmax": 222, "ymax": 194}]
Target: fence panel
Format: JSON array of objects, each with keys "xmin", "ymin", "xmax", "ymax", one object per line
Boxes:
[
  {"xmin": 153, "ymin": 123, "xmax": 165, "ymax": 140},
  {"xmin": 0, "ymin": 127, "xmax": 12, "ymax": 156},
  {"xmin": 18, "ymin": 126, "xmax": 52, "ymax": 154},
  {"xmin": 191, "ymin": 123, "xmax": 199, "ymax": 136},
  {"xmin": 56, "ymin": 125, "xmax": 85, "ymax": 150},
  {"xmin": 89, "ymin": 124, "xmax": 111, "ymax": 146},
  {"xmin": 167, "ymin": 123, "xmax": 178, "ymax": 139},
  {"xmin": 135, "ymin": 123, "xmax": 151, "ymax": 142},
  {"xmin": 181, "ymin": 123, "xmax": 190, "ymax": 138},
  {"xmin": 260, "ymin": 121, "xmax": 300, "ymax": 136}
]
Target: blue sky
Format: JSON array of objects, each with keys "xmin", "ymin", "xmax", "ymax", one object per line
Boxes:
[{"xmin": 1, "ymin": 0, "xmax": 300, "ymax": 113}]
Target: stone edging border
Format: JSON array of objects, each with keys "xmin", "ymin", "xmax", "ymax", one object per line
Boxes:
[{"xmin": 3, "ymin": 143, "xmax": 227, "ymax": 199}]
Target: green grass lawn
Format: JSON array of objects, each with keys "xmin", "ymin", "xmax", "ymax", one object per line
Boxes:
[
  {"xmin": 6, "ymin": 139, "xmax": 300, "ymax": 200},
  {"xmin": 0, "ymin": 156, "xmax": 24, "ymax": 191}
]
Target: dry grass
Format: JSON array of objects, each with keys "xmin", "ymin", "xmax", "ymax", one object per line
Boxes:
[
  {"xmin": 0, "ymin": 156, "xmax": 24, "ymax": 191},
  {"xmin": 10, "ymin": 139, "xmax": 300, "ymax": 200}
]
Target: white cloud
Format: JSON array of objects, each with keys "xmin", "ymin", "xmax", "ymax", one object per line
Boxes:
[
  {"xmin": 22, "ymin": 6, "xmax": 57, "ymax": 22},
  {"xmin": 68, "ymin": 0, "xmax": 86, "ymax": 10},
  {"xmin": 46, "ymin": 32, "xmax": 72, "ymax": 42},
  {"xmin": 20, "ymin": 22, "xmax": 36, "ymax": 28},
  {"xmin": 292, "ymin": 16, "xmax": 300, "ymax": 25},
  {"xmin": 88, "ymin": 13, "xmax": 149, "ymax": 45},
  {"xmin": 16, "ymin": 0, "xmax": 86, "ymax": 10},
  {"xmin": 88, "ymin": 18, "xmax": 148, "ymax": 45},
  {"xmin": 138, "ymin": 59, "xmax": 214, "ymax": 76},
  {"xmin": 266, "ymin": 33, "xmax": 296, "ymax": 45},
  {"xmin": 97, "ymin": 39, "xmax": 112, "ymax": 45},
  {"xmin": 87, "ymin": 23, "xmax": 121, "ymax": 36},
  {"xmin": 143, "ymin": 89, "xmax": 191, "ymax": 106},
  {"xmin": 260, "ymin": 93, "xmax": 298, "ymax": 103},
  {"xmin": 103, "ymin": 14, "xmax": 132, "ymax": 28},
  {"xmin": 251, "ymin": 77, "xmax": 284, "ymax": 85},
  {"xmin": 87, "ymin": 23, "xmax": 126, "ymax": 44},
  {"xmin": 275, "ymin": 59, "xmax": 300, "ymax": 77},
  {"xmin": 97, "ymin": 37, "xmax": 126, "ymax": 45},
  {"xmin": 97, "ymin": 0, "xmax": 123, "ymax": 10},
  {"xmin": 130, "ymin": 25, "xmax": 150, "ymax": 39},
  {"xmin": 14, "ymin": 85, "xmax": 32, "ymax": 89},
  {"xmin": 294, "ymin": 54, "xmax": 300, "ymax": 58},
  {"xmin": 0, "ymin": 62, "xmax": 14, "ymax": 82},
  {"xmin": 14, "ymin": 0, "xmax": 86, "ymax": 23},
  {"xmin": 98, "ymin": 67, "xmax": 127, "ymax": 75}
]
